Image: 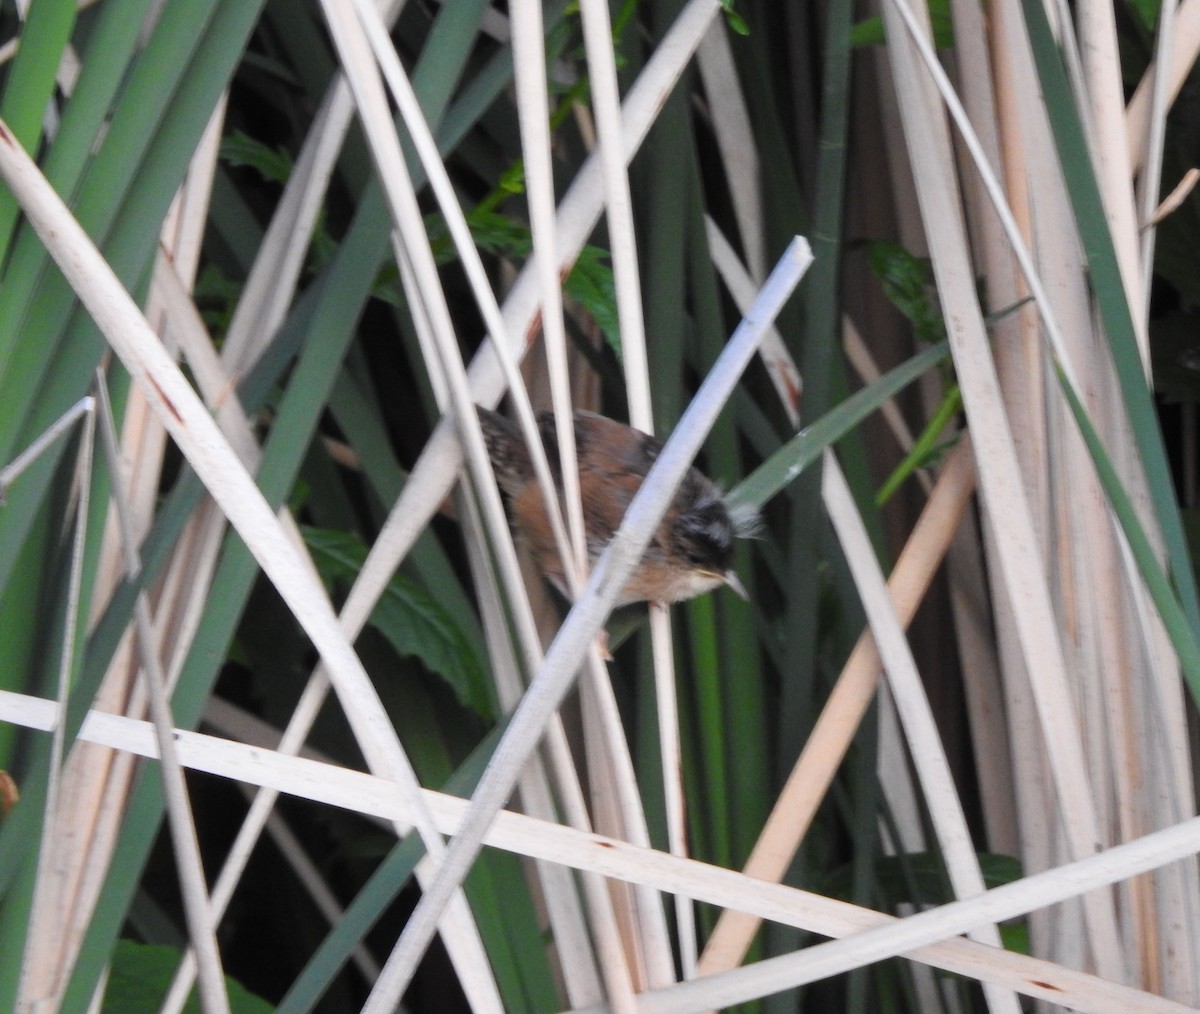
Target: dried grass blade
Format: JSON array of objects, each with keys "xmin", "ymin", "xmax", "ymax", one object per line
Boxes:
[
  {"xmin": 0, "ymin": 114, "xmax": 496, "ymax": 1010},
  {"xmin": 360, "ymin": 238, "xmax": 812, "ymax": 1010},
  {"xmin": 821, "ymin": 451, "xmax": 1020, "ymax": 1013},
  {"xmin": 4, "ymin": 688, "xmax": 1197, "ymax": 1014},
  {"xmin": 881, "ymin": 0, "xmax": 1127, "ymax": 975},
  {"xmin": 699, "ymin": 438, "xmax": 976, "ymax": 975}
]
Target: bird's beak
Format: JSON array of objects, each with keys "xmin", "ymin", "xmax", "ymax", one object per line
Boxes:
[{"xmin": 723, "ymin": 570, "xmax": 750, "ymax": 601}]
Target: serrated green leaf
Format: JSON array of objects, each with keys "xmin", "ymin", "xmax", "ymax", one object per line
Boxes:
[
  {"xmin": 565, "ymin": 245, "xmax": 620, "ymax": 357},
  {"xmin": 497, "ymin": 160, "xmax": 527, "ymax": 195},
  {"xmin": 466, "ymin": 208, "xmax": 534, "ymax": 259},
  {"xmin": 302, "ymin": 526, "xmax": 491, "ymax": 717},
  {"xmin": 102, "ymin": 941, "xmax": 272, "ymax": 1014},
  {"xmin": 421, "ymin": 206, "xmax": 620, "ymax": 354},
  {"xmin": 725, "ymin": 10, "xmax": 750, "ymax": 35},
  {"xmin": 868, "ymin": 239, "xmax": 946, "ymax": 344},
  {"xmin": 220, "ymin": 130, "xmax": 294, "ymax": 185},
  {"xmin": 718, "ymin": 0, "xmax": 750, "ymax": 35}
]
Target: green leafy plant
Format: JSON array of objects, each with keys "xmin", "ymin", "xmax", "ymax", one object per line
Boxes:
[{"xmin": 0, "ymin": 0, "xmax": 1196, "ymax": 1011}]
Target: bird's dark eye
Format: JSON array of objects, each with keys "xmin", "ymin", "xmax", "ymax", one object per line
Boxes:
[{"xmin": 676, "ymin": 499, "xmax": 735, "ymax": 570}]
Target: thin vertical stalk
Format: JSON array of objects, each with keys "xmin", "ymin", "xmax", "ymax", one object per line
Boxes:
[{"xmin": 360, "ymin": 238, "xmax": 812, "ymax": 1011}]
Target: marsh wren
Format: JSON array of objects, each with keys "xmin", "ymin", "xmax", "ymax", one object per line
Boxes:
[{"xmin": 476, "ymin": 406, "xmax": 755, "ymax": 607}]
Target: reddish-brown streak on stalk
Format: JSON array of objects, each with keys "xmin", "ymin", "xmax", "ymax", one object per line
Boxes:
[
  {"xmin": 775, "ymin": 356, "xmax": 802, "ymax": 412},
  {"xmin": 0, "ymin": 120, "xmax": 12, "ymax": 144},
  {"xmin": 524, "ymin": 310, "xmax": 544, "ymax": 349},
  {"xmin": 1028, "ymin": 980, "xmax": 1062, "ymax": 992},
  {"xmin": 147, "ymin": 375, "xmax": 183, "ymax": 423}
]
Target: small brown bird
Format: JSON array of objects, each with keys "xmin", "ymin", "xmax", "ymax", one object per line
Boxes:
[{"xmin": 476, "ymin": 405, "xmax": 756, "ymax": 607}]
